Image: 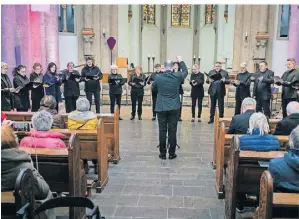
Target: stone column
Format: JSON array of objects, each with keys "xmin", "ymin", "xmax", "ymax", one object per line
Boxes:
[
  {"xmin": 288, "ymin": 5, "xmax": 299, "ymax": 62},
  {"xmin": 232, "ymin": 5, "xmax": 243, "ymax": 72},
  {"xmin": 258, "ymin": 5, "xmax": 269, "ymax": 34},
  {"xmin": 129, "ymin": 5, "xmax": 140, "ymax": 66},
  {"xmin": 45, "ymin": 5, "xmax": 59, "ymax": 66},
  {"xmin": 255, "ymin": 5, "xmax": 269, "ymax": 60},
  {"xmin": 160, "ymin": 5, "xmax": 167, "ymax": 63},
  {"xmin": 82, "ymin": 5, "xmax": 94, "ymax": 59},
  {"xmin": 110, "ymin": 5, "xmax": 118, "ymax": 64}
]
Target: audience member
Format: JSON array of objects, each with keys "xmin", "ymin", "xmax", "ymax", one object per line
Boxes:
[
  {"xmin": 274, "ymin": 101, "xmax": 299, "ymax": 135},
  {"xmin": 227, "ymin": 98, "xmax": 256, "ymax": 134},
  {"xmin": 20, "ymin": 110, "xmax": 66, "ymax": 149}
]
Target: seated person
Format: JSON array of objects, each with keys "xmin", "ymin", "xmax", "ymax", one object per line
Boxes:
[
  {"xmin": 1, "ymin": 125, "xmax": 55, "ymax": 218},
  {"xmin": 274, "ymin": 101, "xmax": 299, "ymax": 136},
  {"xmin": 239, "ymin": 112, "xmax": 280, "ymax": 151},
  {"xmin": 68, "ymin": 97, "xmax": 98, "ymax": 173},
  {"xmin": 269, "ymin": 125, "xmax": 299, "ymax": 193},
  {"xmin": 227, "ymin": 97, "xmax": 256, "ymax": 134},
  {"xmin": 20, "ymin": 110, "xmax": 66, "ymax": 148},
  {"xmin": 68, "ymin": 97, "xmax": 97, "ymax": 130},
  {"xmin": 39, "ymin": 95, "xmax": 64, "ymax": 129}
]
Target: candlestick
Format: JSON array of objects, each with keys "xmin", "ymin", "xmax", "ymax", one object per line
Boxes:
[
  {"xmin": 152, "ymin": 54, "xmax": 155, "ymax": 59},
  {"xmin": 193, "ymin": 55, "xmax": 195, "ymax": 59}
]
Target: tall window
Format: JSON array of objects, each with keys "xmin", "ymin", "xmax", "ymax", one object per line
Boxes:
[
  {"xmin": 205, "ymin": 4, "xmax": 215, "ymax": 24},
  {"xmin": 143, "ymin": 5, "xmax": 155, "ymax": 24},
  {"xmin": 171, "ymin": 5, "xmax": 191, "ymax": 27},
  {"xmin": 58, "ymin": 5, "xmax": 75, "ymax": 33},
  {"xmin": 279, "ymin": 5, "xmax": 291, "ymax": 38}
]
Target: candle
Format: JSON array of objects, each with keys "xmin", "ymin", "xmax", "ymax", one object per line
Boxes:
[
  {"xmin": 148, "ymin": 54, "xmax": 150, "ymax": 58},
  {"xmin": 193, "ymin": 55, "xmax": 196, "ymax": 59},
  {"xmin": 245, "ymin": 31, "xmax": 248, "ymax": 37},
  {"xmin": 198, "ymin": 56, "xmax": 201, "ymax": 59},
  {"xmin": 103, "ymin": 28, "xmax": 105, "ymax": 33},
  {"xmin": 152, "ymin": 54, "xmax": 155, "ymax": 58}
]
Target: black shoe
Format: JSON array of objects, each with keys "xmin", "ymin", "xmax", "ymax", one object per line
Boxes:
[
  {"xmin": 119, "ymin": 117, "xmax": 123, "ymax": 120},
  {"xmin": 138, "ymin": 116, "xmax": 142, "ymax": 120},
  {"xmin": 130, "ymin": 116, "xmax": 135, "ymax": 120},
  {"xmin": 236, "ymin": 203, "xmax": 244, "ymax": 213},
  {"xmin": 159, "ymin": 154, "xmax": 166, "ymax": 160},
  {"xmin": 178, "ymin": 118, "xmax": 182, "ymax": 121},
  {"xmin": 208, "ymin": 120, "xmax": 214, "ymax": 124},
  {"xmin": 191, "ymin": 118, "xmax": 195, "ymax": 122},
  {"xmin": 198, "ymin": 118, "xmax": 201, "ymax": 122},
  {"xmin": 169, "ymin": 154, "xmax": 177, "ymax": 160},
  {"xmin": 152, "ymin": 117, "xmax": 156, "ymax": 121}
]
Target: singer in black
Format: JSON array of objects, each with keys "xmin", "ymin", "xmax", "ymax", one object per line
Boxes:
[
  {"xmin": 128, "ymin": 66, "xmax": 146, "ymax": 120},
  {"xmin": 43, "ymin": 62, "xmax": 62, "ymax": 112},
  {"xmin": 252, "ymin": 61, "xmax": 274, "ymax": 118},
  {"xmin": 153, "ymin": 57, "xmax": 188, "ymax": 160},
  {"xmin": 13, "ymin": 65, "xmax": 31, "ymax": 112},
  {"xmin": 108, "ymin": 65, "xmax": 125, "ymax": 119},
  {"xmin": 81, "ymin": 57, "xmax": 103, "ymax": 113},
  {"xmin": 190, "ymin": 64, "xmax": 204, "ymax": 122},
  {"xmin": 1, "ymin": 62, "xmax": 15, "ymax": 111},
  {"xmin": 147, "ymin": 63, "xmax": 161, "ymax": 121},
  {"xmin": 61, "ymin": 62, "xmax": 81, "ymax": 113},
  {"xmin": 173, "ymin": 62, "xmax": 184, "ymax": 121},
  {"xmin": 277, "ymin": 58, "xmax": 299, "ymax": 118},
  {"xmin": 207, "ymin": 62, "xmax": 230, "ymax": 124},
  {"xmin": 30, "ymin": 63, "xmax": 44, "ymax": 112},
  {"xmin": 233, "ymin": 62, "xmax": 252, "ymax": 115}
]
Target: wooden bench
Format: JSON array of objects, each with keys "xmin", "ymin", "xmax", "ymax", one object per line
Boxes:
[
  {"xmin": 17, "ymin": 119, "xmax": 108, "ymax": 194},
  {"xmin": 215, "ymin": 123, "xmax": 289, "ymax": 199},
  {"xmin": 1, "ymin": 168, "xmax": 35, "ymax": 219},
  {"xmin": 4, "ymin": 105, "xmax": 120, "ymax": 164},
  {"xmin": 253, "ymin": 171, "xmax": 299, "ymax": 219},
  {"xmin": 212, "ymin": 109, "xmax": 280, "ymax": 169},
  {"xmin": 224, "ymin": 136, "xmax": 285, "ymax": 219}
]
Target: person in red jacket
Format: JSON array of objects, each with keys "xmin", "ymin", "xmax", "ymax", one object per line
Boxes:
[{"xmin": 20, "ymin": 110, "xmax": 66, "ymax": 148}]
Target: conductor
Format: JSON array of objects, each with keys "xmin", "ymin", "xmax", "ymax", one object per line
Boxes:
[{"xmin": 153, "ymin": 56, "xmax": 187, "ymax": 160}]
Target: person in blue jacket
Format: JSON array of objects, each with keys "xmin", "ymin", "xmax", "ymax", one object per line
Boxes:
[
  {"xmin": 269, "ymin": 125, "xmax": 299, "ymax": 193},
  {"xmin": 43, "ymin": 62, "xmax": 62, "ymax": 112}
]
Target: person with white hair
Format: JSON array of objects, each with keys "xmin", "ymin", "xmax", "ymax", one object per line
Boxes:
[
  {"xmin": 1, "ymin": 62, "xmax": 16, "ymax": 111},
  {"xmin": 61, "ymin": 62, "xmax": 81, "ymax": 113},
  {"xmin": 108, "ymin": 64, "xmax": 125, "ymax": 120},
  {"xmin": 227, "ymin": 97, "xmax": 256, "ymax": 134},
  {"xmin": 68, "ymin": 97, "xmax": 98, "ymax": 173},
  {"xmin": 269, "ymin": 125, "xmax": 299, "ymax": 193},
  {"xmin": 233, "ymin": 62, "xmax": 252, "ymax": 115},
  {"xmin": 20, "ymin": 110, "xmax": 66, "ymax": 149},
  {"xmin": 236, "ymin": 112, "xmax": 280, "ymax": 213},
  {"xmin": 274, "ymin": 101, "xmax": 299, "ymax": 135}
]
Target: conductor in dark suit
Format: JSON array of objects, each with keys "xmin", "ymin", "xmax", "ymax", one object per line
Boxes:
[
  {"xmin": 153, "ymin": 56, "xmax": 187, "ymax": 160},
  {"xmin": 274, "ymin": 101, "xmax": 299, "ymax": 135},
  {"xmin": 233, "ymin": 62, "xmax": 252, "ymax": 115},
  {"xmin": 227, "ymin": 97, "xmax": 256, "ymax": 134},
  {"xmin": 207, "ymin": 62, "xmax": 230, "ymax": 124},
  {"xmin": 252, "ymin": 61, "xmax": 274, "ymax": 118}
]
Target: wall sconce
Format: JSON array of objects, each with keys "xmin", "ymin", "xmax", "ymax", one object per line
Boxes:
[
  {"xmin": 102, "ymin": 28, "xmax": 106, "ymax": 38},
  {"xmin": 245, "ymin": 31, "xmax": 248, "ymax": 41}
]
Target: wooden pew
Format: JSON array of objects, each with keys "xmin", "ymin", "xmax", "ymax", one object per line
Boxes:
[
  {"xmin": 224, "ymin": 136, "xmax": 285, "ymax": 219},
  {"xmin": 1, "ymin": 168, "xmax": 35, "ymax": 218},
  {"xmin": 17, "ymin": 119, "xmax": 109, "ymax": 194},
  {"xmin": 212, "ymin": 111, "xmax": 280, "ymax": 169},
  {"xmin": 215, "ymin": 121, "xmax": 289, "ymax": 199},
  {"xmin": 20, "ymin": 133, "xmax": 87, "ymax": 218},
  {"xmin": 253, "ymin": 171, "xmax": 299, "ymax": 219},
  {"xmin": 4, "ymin": 105, "xmax": 120, "ymax": 164}
]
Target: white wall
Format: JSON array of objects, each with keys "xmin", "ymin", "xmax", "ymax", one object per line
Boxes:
[
  {"xmin": 58, "ymin": 35, "xmax": 78, "ymax": 70},
  {"xmin": 272, "ymin": 5, "xmax": 289, "ymax": 77},
  {"xmin": 142, "ymin": 6, "xmax": 161, "ymax": 72},
  {"xmin": 118, "ymin": 5, "xmax": 130, "ymax": 61}
]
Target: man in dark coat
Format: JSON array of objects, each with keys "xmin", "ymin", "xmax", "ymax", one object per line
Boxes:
[
  {"xmin": 81, "ymin": 57, "xmax": 103, "ymax": 113},
  {"xmin": 207, "ymin": 62, "xmax": 230, "ymax": 124},
  {"xmin": 190, "ymin": 64, "xmax": 204, "ymax": 122},
  {"xmin": 233, "ymin": 62, "xmax": 252, "ymax": 115},
  {"xmin": 252, "ymin": 61, "xmax": 274, "ymax": 118},
  {"xmin": 269, "ymin": 125, "xmax": 299, "ymax": 193},
  {"xmin": 227, "ymin": 97, "xmax": 256, "ymax": 134},
  {"xmin": 275, "ymin": 58, "xmax": 299, "ymax": 118},
  {"xmin": 274, "ymin": 101, "xmax": 299, "ymax": 135},
  {"xmin": 153, "ymin": 56, "xmax": 187, "ymax": 160}
]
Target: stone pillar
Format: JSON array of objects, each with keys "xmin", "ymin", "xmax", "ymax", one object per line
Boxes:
[
  {"xmin": 110, "ymin": 5, "xmax": 118, "ymax": 65},
  {"xmin": 232, "ymin": 5, "xmax": 243, "ymax": 72},
  {"xmin": 258, "ymin": 5, "xmax": 269, "ymax": 34},
  {"xmin": 45, "ymin": 5, "xmax": 59, "ymax": 66},
  {"xmin": 129, "ymin": 5, "xmax": 140, "ymax": 66},
  {"xmin": 160, "ymin": 5, "xmax": 167, "ymax": 63},
  {"xmin": 82, "ymin": 5, "xmax": 94, "ymax": 59},
  {"xmin": 288, "ymin": 5, "xmax": 299, "ymax": 62},
  {"xmin": 255, "ymin": 5, "xmax": 269, "ymax": 60}
]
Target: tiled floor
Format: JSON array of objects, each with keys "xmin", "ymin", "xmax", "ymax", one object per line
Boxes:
[{"xmin": 90, "ymin": 119, "xmax": 230, "ymax": 219}]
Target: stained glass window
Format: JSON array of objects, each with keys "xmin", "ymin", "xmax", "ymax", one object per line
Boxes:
[
  {"xmin": 205, "ymin": 4, "xmax": 215, "ymax": 24},
  {"xmin": 279, "ymin": 5, "xmax": 291, "ymax": 38},
  {"xmin": 143, "ymin": 5, "xmax": 155, "ymax": 24},
  {"xmin": 58, "ymin": 5, "xmax": 75, "ymax": 33},
  {"xmin": 171, "ymin": 5, "xmax": 191, "ymax": 26}
]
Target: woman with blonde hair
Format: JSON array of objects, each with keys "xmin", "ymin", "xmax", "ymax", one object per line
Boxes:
[
  {"xmin": 128, "ymin": 66, "xmax": 146, "ymax": 120},
  {"xmin": 1, "ymin": 62, "xmax": 16, "ymax": 111}
]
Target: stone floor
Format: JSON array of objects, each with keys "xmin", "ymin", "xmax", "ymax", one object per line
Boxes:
[{"xmin": 87, "ymin": 118, "xmax": 254, "ymax": 219}]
